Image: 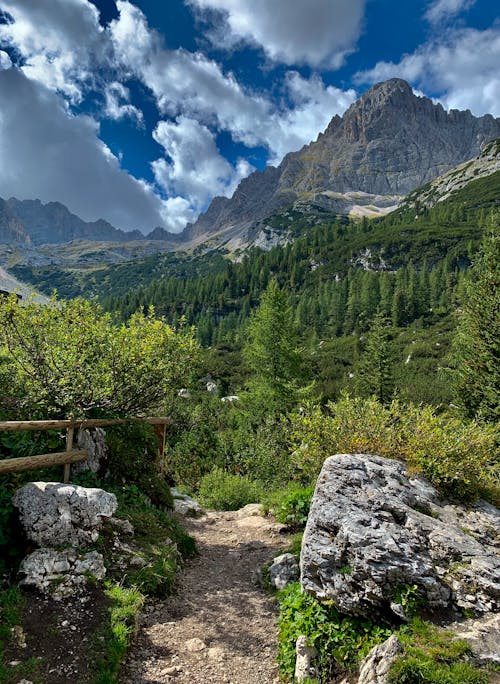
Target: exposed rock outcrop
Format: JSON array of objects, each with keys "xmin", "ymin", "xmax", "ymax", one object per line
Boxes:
[
  {"xmin": 357, "ymin": 635, "xmax": 402, "ymax": 684},
  {"xmin": 300, "ymin": 454, "xmax": 500, "ymax": 618},
  {"xmin": 13, "ymin": 482, "xmax": 117, "ymax": 547}
]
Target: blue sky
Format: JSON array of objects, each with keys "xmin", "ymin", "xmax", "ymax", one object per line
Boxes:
[{"xmin": 0, "ymin": 0, "xmax": 498, "ymax": 233}]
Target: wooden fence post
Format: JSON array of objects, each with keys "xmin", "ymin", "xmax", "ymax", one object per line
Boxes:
[{"xmin": 64, "ymin": 426, "xmax": 74, "ymax": 484}]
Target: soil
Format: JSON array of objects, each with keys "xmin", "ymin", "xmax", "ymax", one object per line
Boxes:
[
  {"xmin": 121, "ymin": 506, "xmax": 292, "ymax": 684},
  {"xmin": 4, "ymin": 584, "xmax": 109, "ymax": 684}
]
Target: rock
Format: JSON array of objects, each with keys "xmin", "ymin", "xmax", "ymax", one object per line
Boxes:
[
  {"xmin": 268, "ymin": 553, "xmax": 300, "ymax": 590},
  {"xmin": 19, "ymin": 548, "xmax": 105, "ymax": 598},
  {"xmin": 294, "ymin": 635, "xmax": 317, "ymax": 683},
  {"xmin": 74, "ymin": 427, "xmax": 107, "ymax": 474},
  {"xmin": 450, "ymin": 613, "xmax": 500, "ymax": 664},
  {"xmin": 301, "ymin": 454, "xmax": 500, "ymax": 617},
  {"xmin": 234, "ymin": 503, "xmax": 264, "ymax": 519},
  {"xmin": 178, "ymin": 388, "xmax": 191, "ymax": 399},
  {"xmin": 108, "ymin": 516, "xmax": 134, "ymax": 535},
  {"xmin": 13, "ymin": 482, "xmax": 117, "ymax": 547},
  {"xmin": 171, "ymin": 489, "xmax": 204, "ymax": 517},
  {"xmin": 357, "ymin": 635, "xmax": 402, "ymax": 684},
  {"xmin": 220, "ymin": 395, "xmax": 239, "ymax": 403},
  {"xmin": 183, "ymin": 638, "xmax": 206, "ymax": 652},
  {"xmin": 206, "ymin": 381, "xmax": 218, "ymax": 394}
]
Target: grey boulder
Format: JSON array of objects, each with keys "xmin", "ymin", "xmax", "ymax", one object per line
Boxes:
[
  {"xmin": 301, "ymin": 454, "xmax": 500, "ymax": 618},
  {"xmin": 19, "ymin": 548, "xmax": 105, "ymax": 598},
  {"xmin": 13, "ymin": 482, "xmax": 117, "ymax": 547},
  {"xmin": 269, "ymin": 553, "xmax": 300, "ymax": 590}
]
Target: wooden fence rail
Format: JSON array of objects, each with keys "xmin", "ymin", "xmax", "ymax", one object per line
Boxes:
[{"xmin": 0, "ymin": 417, "xmax": 169, "ymax": 483}]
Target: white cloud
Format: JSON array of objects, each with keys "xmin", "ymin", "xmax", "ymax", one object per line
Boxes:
[
  {"xmin": 0, "ymin": 0, "xmax": 108, "ymax": 102},
  {"xmin": 152, "ymin": 116, "xmax": 253, "ymax": 220},
  {"xmin": 188, "ymin": 0, "xmax": 365, "ymax": 68},
  {"xmin": 356, "ymin": 26, "xmax": 500, "ymax": 117},
  {"xmin": 424, "ymin": 0, "xmax": 476, "ymax": 24},
  {"xmin": 0, "ymin": 49, "xmax": 12, "ymax": 69},
  {"xmin": 0, "ymin": 69, "xmax": 167, "ymax": 232},
  {"xmin": 110, "ymin": 2, "xmax": 355, "ymax": 162},
  {"xmin": 104, "ymin": 82, "xmax": 144, "ymax": 125}
]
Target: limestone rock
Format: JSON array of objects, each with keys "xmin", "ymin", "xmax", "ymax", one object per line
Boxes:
[
  {"xmin": 450, "ymin": 613, "xmax": 500, "ymax": 664},
  {"xmin": 294, "ymin": 635, "xmax": 317, "ymax": 683},
  {"xmin": 74, "ymin": 427, "xmax": 107, "ymax": 474},
  {"xmin": 19, "ymin": 548, "xmax": 105, "ymax": 598},
  {"xmin": 301, "ymin": 454, "xmax": 500, "ymax": 617},
  {"xmin": 357, "ymin": 635, "xmax": 402, "ymax": 684},
  {"xmin": 13, "ymin": 482, "xmax": 117, "ymax": 547},
  {"xmin": 268, "ymin": 553, "xmax": 300, "ymax": 590},
  {"xmin": 171, "ymin": 489, "xmax": 204, "ymax": 517}
]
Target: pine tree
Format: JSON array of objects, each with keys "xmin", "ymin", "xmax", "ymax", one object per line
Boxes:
[
  {"xmin": 354, "ymin": 310, "xmax": 394, "ymax": 403},
  {"xmin": 243, "ymin": 279, "xmax": 304, "ymax": 411},
  {"xmin": 452, "ymin": 220, "xmax": 500, "ymax": 421}
]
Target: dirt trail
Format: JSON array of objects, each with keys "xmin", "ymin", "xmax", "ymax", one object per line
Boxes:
[{"xmin": 121, "ymin": 506, "xmax": 291, "ymax": 684}]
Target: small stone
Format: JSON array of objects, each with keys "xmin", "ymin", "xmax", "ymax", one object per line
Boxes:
[{"xmin": 184, "ymin": 638, "xmax": 206, "ymax": 652}]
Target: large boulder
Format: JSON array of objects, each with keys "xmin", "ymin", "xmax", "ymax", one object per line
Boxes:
[
  {"xmin": 13, "ymin": 482, "xmax": 117, "ymax": 547},
  {"xmin": 301, "ymin": 454, "xmax": 500, "ymax": 618}
]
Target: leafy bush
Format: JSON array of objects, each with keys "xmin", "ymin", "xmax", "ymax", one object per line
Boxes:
[
  {"xmin": 263, "ymin": 486, "xmax": 314, "ymax": 530},
  {"xmin": 0, "ymin": 296, "xmax": 198, "ymax": 418},
  {"xmin": 278, "ymin": 583, "xmax": 391, "ymax": 682},
  {"xmin": 197, "ymin": 467, "xmax": 262, "ymax": 510},
  {"xmin": 289, "ymin": 394, "xmax": 499, "ymax": 503},
  {"xmin": 105, "ymin": 423, "xmax": 173, "ymax": 509}
]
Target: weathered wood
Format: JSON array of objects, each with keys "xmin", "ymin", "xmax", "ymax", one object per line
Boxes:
[
  {"xmin": 63, "ymin": 426, "xmax": 75, "ymax": 484},
  {"xmin": 0, "ymin": 417, "xmax": 170, "ymax": 432},
  {"xmin": 0, "ymin": 450, "xmax": 88, "ymax": 474}
]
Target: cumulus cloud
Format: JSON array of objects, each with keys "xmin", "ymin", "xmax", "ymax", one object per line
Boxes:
[
  {"xmin": 152, "ymin": 116, "xmax": 253, "ymax": 221},
  {"xmin": 0, "ymin": 69, "xmax": 167, "ymax": 232},
  {"xmin": 0, "ymin": 0, "xmax": 108, "ymax": 102},
  {"xmin": 424, "ymin": 0, "xmax": 476, "ymax": 24},
  {"xmin": 188, "ymin": 0, "xmax": 365, "ymax": 68},
  {"xmin": 355, "ymin": 26, "xmax": 500, "ymax": 117},
  {"xmin": 110, "ymin": 2, "xmax": 354, "ymax": 161},
  {"xmin": 104, "ymin": 82, "xmax": 144, "ymax": 125}
]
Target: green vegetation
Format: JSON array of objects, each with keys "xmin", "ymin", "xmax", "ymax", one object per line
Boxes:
[
  {"xmin": 263, "ymin": 485, "xmax": 314, "ymax": 530},
  {"xmin": 93, "ymin": 583, "xmax": 144, "ymax": 684},
  {"xmin": 278, "ymin": 583, "xmax": 391, "ymax": 682},
  {"xmin": 389, "ymin": 619, "xmax": 489, "ymax": 684},
  {"xmin": 197, "ymin": 467, "xmax": 262, "ymax": 511}
]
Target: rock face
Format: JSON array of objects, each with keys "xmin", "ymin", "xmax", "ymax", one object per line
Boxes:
[
  {"xmin": 13, "ymin": 482, "xmax": 117, "ymax": 547},
  {"xmin": 300, "ymin": 454, "xmax": 500, "ymax": 618},
  {"xmin": 185, "ymin": 78, "xmax": 500, "ymax": 243}
]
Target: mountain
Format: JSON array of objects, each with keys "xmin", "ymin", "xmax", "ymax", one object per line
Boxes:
[
  {"xmin": 402, "ymin": 137, "xmax": 500, "ymax": 211},
  {"xmin": 183, "ymin": 78, "xmax": 500, "ymax": 246}
]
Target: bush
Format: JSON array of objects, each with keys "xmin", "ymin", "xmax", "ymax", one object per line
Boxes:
[
  {"xmin": 197, "ymin": 467, "xmax": 262, "ymax": 511},
  {"xmin": 288, "ymin": 394, "xmax": 499, "ymax": 503},
  {"xmin": 278, "ymin": 583, "xmax": 391, "ymax": 682},
  {"xmin": 105, "ymin": 423, "xmax": 173, "ymax": 509},
  {"xmin": 263, "ymin": 485, "xmax": 314, "ymax": 530}
]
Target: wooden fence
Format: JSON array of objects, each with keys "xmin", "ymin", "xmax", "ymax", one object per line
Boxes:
[{"xmin": 0, "ymin": 417, "xmax": 169, "ymax": 483}]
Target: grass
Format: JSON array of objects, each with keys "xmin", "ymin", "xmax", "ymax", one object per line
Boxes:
[
  {"xmin": 389, "ymin": 619, "xmax": 490, "ymax": 684},
  {"xmin": 91, "ymin": 582, "xmax": 144, "ymax": 684}
]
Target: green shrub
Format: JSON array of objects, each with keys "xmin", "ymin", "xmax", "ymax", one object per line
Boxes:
[
  {"xmin": 105, "ymin": 423, "xmax": 173, "ymax": 509},
  {"xmin": 197, "ymin": 467, "xmax": 262, "ymax": 510},
  {"xmin": 263, "ymin": 486, "xmax": 314, "ymax": 530},
  {"xmin": 288, "ymin": 394, "xmax": 499, "ymax": 503},
  {"xmin": 278, "ymin": 583, "xmax": 391, "ymax": 682},
  {"xmin": 129, "ymin": 546, "xmax": 179, "ymax": 598}
]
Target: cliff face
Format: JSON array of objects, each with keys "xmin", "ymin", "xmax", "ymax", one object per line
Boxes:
[{"xmin": 184, "ymin": 78, "xmax": 500, "ymax": 243}]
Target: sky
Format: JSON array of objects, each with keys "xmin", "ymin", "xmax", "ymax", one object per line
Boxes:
[{"xmin": 0, "ymin": 0, "xmax": 498, "ymax": 234}]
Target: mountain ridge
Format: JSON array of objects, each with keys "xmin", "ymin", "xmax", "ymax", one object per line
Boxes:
[{"xmin": 182, "ymin": 78, "xmax": 500, "ymax": 246}]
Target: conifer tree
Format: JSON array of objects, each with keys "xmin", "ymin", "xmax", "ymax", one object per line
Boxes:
[
  {"xmin": 452, "ymin": 221, "xmax": 499, "ymax": 421},
  {"xmin": 354, "ymin": 310, "xmax": 394, "ymax": 403}
]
